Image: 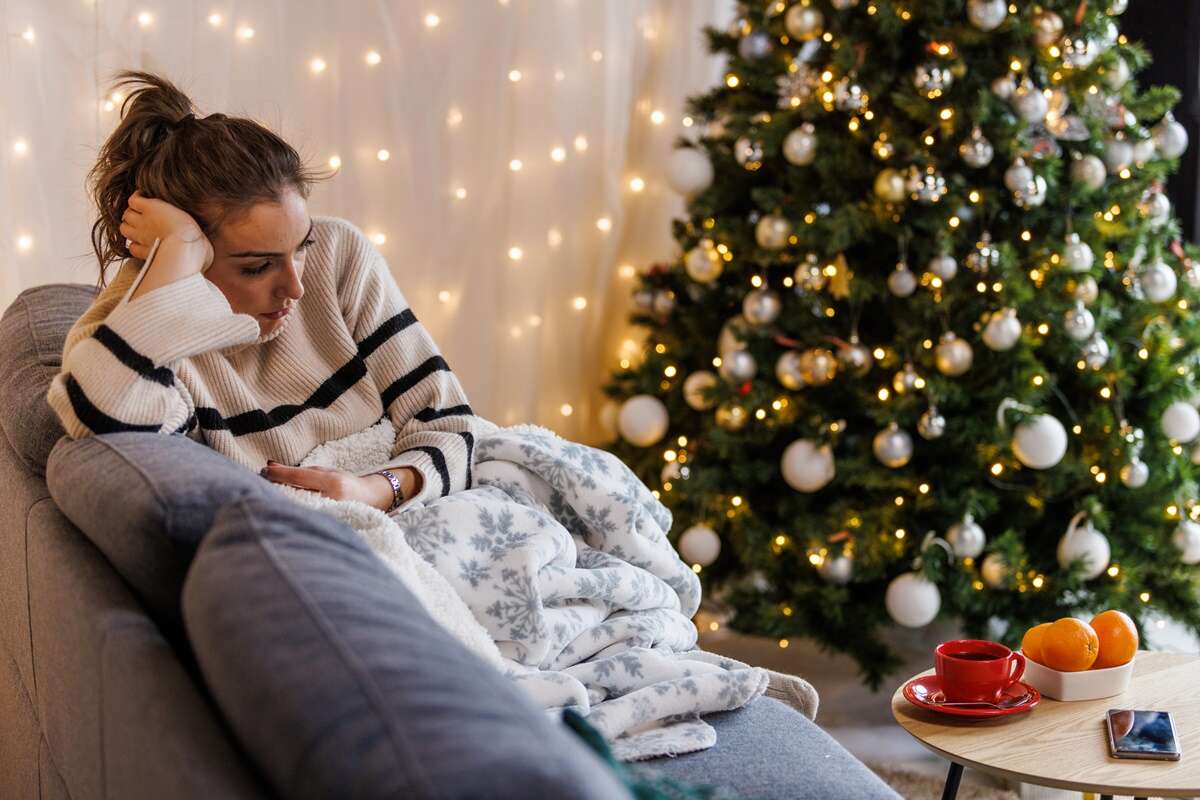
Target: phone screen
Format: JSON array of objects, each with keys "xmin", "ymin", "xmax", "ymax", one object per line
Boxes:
[{"xmin": 1106, "ymin": 710, "xmax": 1181, "ymax": 759}]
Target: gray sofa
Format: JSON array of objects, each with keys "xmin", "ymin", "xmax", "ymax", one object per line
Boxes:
[{"xmin": 0, "ymin": 282, "xmax": 899, "ymax": 800}]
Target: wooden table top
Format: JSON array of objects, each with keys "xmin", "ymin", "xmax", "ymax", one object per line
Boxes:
[{"xmin": 891, "ymin": 651, "xmax": 1200, "ymax": 797}]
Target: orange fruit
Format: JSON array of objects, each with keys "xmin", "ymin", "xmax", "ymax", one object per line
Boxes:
[
  {"xmin": 1020, "ymin": 622, "xmax": 1052, "ymax": 664},
  {"xmin": 1089, "ymin": 609, "xmax": 1139, "ymax": 669},
  {"xmin": 1040, "ymin": 617, "xmax": 1100, "ymax": 672}
]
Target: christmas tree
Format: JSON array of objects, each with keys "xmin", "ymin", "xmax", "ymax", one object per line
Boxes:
[{"xmin": 603, "ymin": 0, "xmax": 1200, "ymax": 687}]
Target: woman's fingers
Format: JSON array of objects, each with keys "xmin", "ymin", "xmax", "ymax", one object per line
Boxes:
[
  {"xmin": 127, "ymin": 190, "xmax": 145, "ymax": 208},
  {"xmin": 262, "ymin": 464, "xmax": 333, "ymax": 492}
]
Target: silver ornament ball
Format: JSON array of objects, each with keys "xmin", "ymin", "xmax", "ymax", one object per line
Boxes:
[
  {"xmin": 743, "ymin": 288, "xmax": 782, "ymax": 326},
  {"xmin": 873, "ymin": 423, "xmax": 914, "ymax": 468}
]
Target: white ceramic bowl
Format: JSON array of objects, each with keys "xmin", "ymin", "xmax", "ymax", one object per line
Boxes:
[{"xmin": 1020, "ymin": 651, "xmax": 1135, "ymax": 701}]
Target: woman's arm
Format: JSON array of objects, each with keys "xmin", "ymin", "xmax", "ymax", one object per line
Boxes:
[
  {"xmin": 47, "ymin": 198, "xmax": 259, "ymax": 438},
  {"xmin": 337, "ymin": 224, "xmax": 487, "ymax": 506}
]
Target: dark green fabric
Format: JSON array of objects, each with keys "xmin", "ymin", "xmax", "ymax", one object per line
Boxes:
[{"xmin": 562, "ymin": 710, "xmax": 752, "ymax": 800}]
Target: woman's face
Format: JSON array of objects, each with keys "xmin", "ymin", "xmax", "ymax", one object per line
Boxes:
[{"xmin": 205, "ymin": 186, "xmax": 312, "ymax": 336}]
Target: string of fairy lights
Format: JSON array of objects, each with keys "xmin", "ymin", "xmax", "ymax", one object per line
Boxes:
[{"xmin": 9, "ymin": 2, "xmax": 690, "ymax": 430}]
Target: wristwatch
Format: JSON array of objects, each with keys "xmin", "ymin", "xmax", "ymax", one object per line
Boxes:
[{"xmin": 376, "ymin": 469, "xmax": 403, "ymax": 512}]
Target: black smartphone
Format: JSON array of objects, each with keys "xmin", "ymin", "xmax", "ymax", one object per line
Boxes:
[{"xmin": 1105, "ymin": 709, "xmax": 1182, "ymax": 761}]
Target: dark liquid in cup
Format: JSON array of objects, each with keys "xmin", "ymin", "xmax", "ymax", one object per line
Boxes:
[{"xmin": 948, "ymin": 652, "xmax": 1001, "ymax": 661}]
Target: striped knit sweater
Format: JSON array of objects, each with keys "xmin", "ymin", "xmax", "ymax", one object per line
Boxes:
[{"xmin": 47, "ymin": 216, "xmax": 495, "ymax": 509}]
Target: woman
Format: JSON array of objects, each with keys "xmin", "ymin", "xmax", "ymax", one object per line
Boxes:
[{"xmin": 48, "ymin": 70, "xmax": 490, "ymax": 514}]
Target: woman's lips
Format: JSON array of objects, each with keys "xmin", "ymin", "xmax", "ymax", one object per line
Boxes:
[{"xmin": 261, "ymin": 307, "xmax": 290, "ymax": 320}]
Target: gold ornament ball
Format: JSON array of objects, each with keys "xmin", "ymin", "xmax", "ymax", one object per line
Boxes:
[
  {"xmin": 874, "ymin": 168, "xmax": 907, "ymax": 203},
  {"xmin": 799, "ymin": 348, "xmax": 838, "ymax": 386},
  {"xmin": 715, "ymin": 403, "xmax": 749, "ymax": 431},
  {"xmin": 935, "ymin": 332, "xmax": 973, "ymax": 376}
]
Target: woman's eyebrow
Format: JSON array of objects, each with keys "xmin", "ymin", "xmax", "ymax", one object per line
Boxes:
[{"xmin": 228, "ymin": 219, "xmax": 315, "ymax": 258}]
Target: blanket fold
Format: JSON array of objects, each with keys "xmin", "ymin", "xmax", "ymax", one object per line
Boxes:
[{"xmin": 275, "ymin": 418, "xmax": 816, "ymax": 760}]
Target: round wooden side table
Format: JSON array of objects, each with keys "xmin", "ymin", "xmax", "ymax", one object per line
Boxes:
[{"xmin": 891, "ymin": 651, "xmax": 1200, "ymax": 799}]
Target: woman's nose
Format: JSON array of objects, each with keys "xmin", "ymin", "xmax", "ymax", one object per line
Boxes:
[{"xmin": 278, "ymin": 261, "xmax": 304, "ymax": 301}]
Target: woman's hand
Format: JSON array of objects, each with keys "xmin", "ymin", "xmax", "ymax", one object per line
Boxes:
[
  {"xmin": 121, "ymin": 190, "xmax": 214, "ymax": 271},
  {"xmin": 260, "ymin": 462, "xmax": 416, "ymax": 512}
]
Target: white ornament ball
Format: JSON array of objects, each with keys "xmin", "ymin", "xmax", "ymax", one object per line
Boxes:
[
  {"xmin": 983, "ymin": 308, "xmax": 1021, "ymax": 351},
  {"xmin": 818, "ymin": 555, "xmax": 853, "ymax": 585},
  {"xmin": 1104, "ymin": 57, "xmax": 1131, "ymax": 90},
  {"xmin": 947, "ymin": 515, "xmax": 986, "ymax": 559},
  {"xmin": 685, "ymin": 243, "xmax": 723, "ymax": 283},
  {"xmin": 888, "ymin": 263, "xmax": 917, "ymax": 297},
  {"xmin": 755, "ymin": 214, "xmax": 793, "ymax": 251},
  {"xmin": 1162, "ymin": 400, "xmax": 1200, "ymax": 443},
  {"xmin": 1110, "ymin": 0, "xmax": 1129, "ymax": 13},
  {"xmin": 617, "ymin": 394, "xmax": 669, "ymax": 446},
  {"xmin": 981, "ymin": 553, "xmax": 1008, "ymax": 588},
  {"xmin": 743, "ymin": 288, "xmax": 782, "ymax": 326},
  {"xmin": 1142, "ymin": 192, "xmax": 1172, "ymax": 227},
  {"xmin": 781, "ymin": 439, "xmax": 836, "ymax": 493},
  {"xmin": 1071, "ymin": 154, "xmax": 1107, "ymax": 190},
  {"xmin": 885, "ymin": 573, "xmax": 941, "ymax": 628},
  {"xmin": 775, "ymin": 351, "xmax": 805, "ymax": 390},
  {"xmin": 1063, "ymin": 302, "xmax": 1095, "ymax": 342},
  {"xmin": 935, "ymin": 332, "xmax": 973, "ymax": 376},
  {"xmin": 719, "ymin": 349, "xmax": 757, "ymax": 383},
  {"xmin": 1120, "ymin": 459, "xmax": 1150, "ymax": 488},
  {"xmin": 991, "ymin": 74, "xmax": 1017, "ymax": 100},
  {"xmin": 1064, "ymin": 233, "xmax": 1095, "ymax": 273},
  {"xmin": 873, "ymin": 423, "xmax": 914, "ymax": 468},
  {"xmin": 1075, "ymin": 275, "xmax": 1099, "ymax": 305},
  {"xmin": 785, "ymin": 4, "xmax": 825, "ymax": 40},
  {"xmin": 1012, "ymin": 414, "xmax": 1068, "ymax": 470},
  {"xmin": 1033, "ymin": 10, "xmax": 1064, "ymax": 46},
  {"xmin": 967, "ymin": 0, "xmax": 1007, "ymax": 31},
  {"xmin": 1154, "ymin": 112, "xmax": 1190, "ymax": 159},
  {"xmin": 1133, "ymin": 136, "xmax": 1158, "ymax": 166},
  {"xmin": 666, "ymin": 148, "xmax": 714, "ymax": 198},
  {"xmin": 1104, "ymin": 135, "xmax": 1134, "ymax": 174},
  {"xmin": 661, "ymin": 460, "xmax": 682, "ymax": 484},
  {"xmin": 678, "ymin": 524, "xmax": 721, "ymax": 567},
  {"xmin": 683, "ymin": 371, "xmax": 719, "ymax": 411},
  {"xmin": 1141, "ymin": 260, "xmax": 1178, "ymax": 303},
  {"xmin": 783, "ymin": 124, "xmax": 818, "ymax": 166},
  {"xmin": 718, "ymin": 316, "xmax": 750, "ymax": 355},
  {"xmin": 1012, "ymin": 80, "xmax": 1049, "ymax": 123},
  {"xmin": 1004, "ymin": 158, "xmax": 1033, "ymax": 193},
  {"xmin": 1057, "ymin": 517, "xmax": 1111, "ymax": 580},
  {"xmin": 929, "ymin": 253, "xmax": 958, "ymax": 281},
  {"xmin": 1172, "ymin": 520, "xmax": 1200, "ymax": 565}
]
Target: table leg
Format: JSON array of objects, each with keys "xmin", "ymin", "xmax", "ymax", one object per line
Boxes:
[{"xmin": 941, "ymin": 762, "xmax": 963, "ymax": 800}]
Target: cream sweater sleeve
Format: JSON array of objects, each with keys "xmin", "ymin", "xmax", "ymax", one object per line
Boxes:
[
  {"xmin": 47, "ymin": 260, "xmax": 261, "ymax": 438},
  {"xmin": 338, "ymin": 230, "xmax": 489, "ymax": 505}
]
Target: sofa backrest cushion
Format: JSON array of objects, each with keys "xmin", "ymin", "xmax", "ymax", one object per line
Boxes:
[
  {"xmin": 0, "ymin": 284, "xmax": 98, "ymax": 475},
  {"xmin": 183, "ymin": 495, "xmax": 632, "ymax": 800},
  {"xmin": 46, "ymin": 432, "xmax": 280, "ymax": 636}
]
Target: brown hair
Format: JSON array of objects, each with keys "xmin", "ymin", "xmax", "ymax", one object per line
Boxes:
[{"xmin": 88, "ymin": 70, "xmax": 331, "ymax": 286}]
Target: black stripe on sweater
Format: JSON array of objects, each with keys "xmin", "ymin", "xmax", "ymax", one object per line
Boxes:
[
  {"xmin": 381, "ymin": 356, "xmax": 450, "ymax": 409},
  {"xmin": 197, "ymin": 358, "xmax": 368, "ymax": 435},
  {"xmin": 192, "ymin": 312, "xmax": 455, "ymax": 437},
  {"xmin": 64, "ymin": 374, "xmax": 162, "ymax": 434},
  {"xmin": 400, "ymin": 445, "xmax": 451, "ymax": 497},
  {"xmin": 458, "ymin": 431, "xmax": 475, "ymax": 489},
  {"xmin": 414, "ymin": 404, "xmax": 474, "ymax": 422},
  {"xmin": 93, "ymin": 325, "xmax": 175, "ymax": 387},
  {"xmin": 358, "ymin": 309, "xmax": 417, "ymax": 359}
]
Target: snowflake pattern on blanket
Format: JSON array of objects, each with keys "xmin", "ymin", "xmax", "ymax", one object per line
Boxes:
[
  {"xmin": 394, "ymin": 423, "xmax": 771, "ymax": 760},
  {"xmin": 291, "ymin": 418, "xmax": 800, "ymax": 761}
]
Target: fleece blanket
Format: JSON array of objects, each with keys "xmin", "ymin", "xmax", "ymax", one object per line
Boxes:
[{"xmin": 273, "ymin": 418, "xmax": 817, "ymax": 761}]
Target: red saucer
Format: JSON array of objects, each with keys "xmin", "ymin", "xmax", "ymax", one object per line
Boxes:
[{"xmin": 903, "ymin": 674, "xmax": 1040, "ymax": 718}]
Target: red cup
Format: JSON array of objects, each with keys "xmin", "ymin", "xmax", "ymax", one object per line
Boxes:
[{"xmin": 934, "ymin": 639, "xmax": 1025, "ymax": 703}]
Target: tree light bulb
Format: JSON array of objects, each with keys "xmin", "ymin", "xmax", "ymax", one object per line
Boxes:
[
  {"xmin": 424, "ymin": 12, "xmax": 440, "ymax": 28},
  {"xmin": 365, "ymin": 50, "xmax": 381, "ymax": 65},
  {"xmin": 328, "ymin": 155, "xmax": 341, "ymax": 169},
  {"xmin": 237, "ymin": 25, "xmax": 255, "ymax": 40},
  {"xmin": 507, "ymin": 246, "xmax": 523, "ymax": 261},
  {"xmin": 21, "ymin": 26, "xmax": 34, "ymax": 43},
  {"xmin": 572, "ymin": 296, "xmax": 588, "ymax": 310},
  {"xmin": 208, "ymin": 13, "xmax": 224, "ymax": 27},
  {"xmin": 16, "ymin": 234, "xmax": 34, "ymax": 252},
  {"xmin": 310, "ymin": 57, "xmax": 327, "ymax": 74},
  {"xmin": 137, "ymin": 11, "xmax": 154, "ymax": 28}
]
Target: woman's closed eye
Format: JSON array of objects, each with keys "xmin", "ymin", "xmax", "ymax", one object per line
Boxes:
[{"xmin": 241, "ymin": 237, "xmax": 316, "ymax": 276}]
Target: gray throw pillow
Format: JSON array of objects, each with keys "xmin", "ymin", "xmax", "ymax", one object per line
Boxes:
[
  {"xmin": 0, "ymin": 283, "xmax": 98, "ymax": 475},
  {"xmin": 183, "ymin": 495, "xmax": 631, "ymax": 800},
  {"xmin": 46, "ymin": 432, "xmax": 278, "ymax": 634}
]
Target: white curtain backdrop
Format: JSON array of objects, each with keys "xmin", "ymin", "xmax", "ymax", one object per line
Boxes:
[{"xmin": 1, "ymin": 0, "xmax": 733, "ymax": 442}]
